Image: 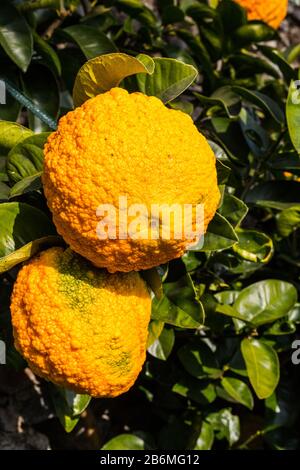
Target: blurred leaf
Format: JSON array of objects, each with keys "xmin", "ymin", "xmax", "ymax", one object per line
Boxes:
[
  {"xmin": 233, "ymin": 22, "xmax": 275, "ymax": 47},
  {"xmin": 276, "ymin": 205, "xmax": 300, "ymax": 237},
  {"xmin": 0, "ymin": 121, "xmax": 33, "ymax": 155},
  {"xmin": 241, "ymin": 338, "xmax": 279, "ymax": 399},
  {"xmin": 232, "ymin": 229, "xmax": 273, "ymax": 263},
  {"xmin": 194, "ymin": 422, "xmax": 214, "ymax": 450},
  {"xmin": 0, "ymin": 67, "xmax": 21, "ymax": 121},
  {"xmin": 0, "ymin": 235, "xmax": 62, "ymax": 274},
  {"xmin": 233, "ymin": 280, "xmax": 297, "ymax": 326},
  {"xmin": 287, "ymin": 78, "xmax": 300, "ymax": 154},
  {"xmin": 62, "ymin": 25, "xmax": 117, "ymax": 60},
  {"xmin": 141, "ymin": 267, "xmax": 163, "ymax": 299},
  {"xmin": 207, "ymin": 408, "xmax": 240, "ymax": 446},
  {"xmin": 221, "ymin": 377, "xmax": 254, "ymax": 409},
  {"xmin": 0, "ymin": 202, "xmax": 56, "ymax": 259},
  {"xmin": 137, "ymin": 57, "xmax": 198, "ymax": 103},
  {"xmin": 73, "ymin": 52, "xmax": 154, "ymax": 107},
  {"xmin": 178, "ymin": 342, "xmax": 222, "ymax": 379},
  {"xmin": 217, "ymin": 0, "xmax": 247, "ymax": 34},
  {"xmin": 101, "ymin": 433, "xmax": 150, "ymax": 450},
  {"xmin": 258, "ymin": 45, "xmax": 296, "ymax": 83},
  {"xmin": 0, "ymin": 0, "xmax": 33, "ymax": 72},
  {"xmin": 0, "ymin": 181, "xmax": 10, "ymax": 200},
  {"xmin": 148, "ymin": 327, "xmax": 175, "ymax": 361},
  {"xmin": 7, "ymin": 132, "xmax": 49, "ymax": 183}
]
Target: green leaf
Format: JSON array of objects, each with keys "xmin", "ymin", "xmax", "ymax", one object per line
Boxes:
[
  {"xmin": 258, "ymin": 45, "xmax": 296, "ymax": 83},
  {"xmin": 62, "ymin": 25, "xmax": 117, "ymax": 60},
  {"xmin": 195, "ymin": 86, "xmax": 241, "ymax": 118},
  {"xmin": 148, "ymin": 327, "xmax": 175, "ymax": 361},
  {"xmin": 101, "ymin": 434, "xmax": 149, "ymax": 450},
  {"xmin": 0, "ymin": 0, "xmax": 33, "ymax": 72},
  {"xmin": 0, "ymin": 121, "xmax": 33, "ymax": 155},
  {"xmin": 218, "ymin": 193, "xmax": 248, "ymax": 228},
  {"xmin": 221, "ymin": 377, "xmax": 254, "ymax": 410},
  {"xmin": 172, "ymin": 376, "xmax": 216, "ymax": 405},
  {"xmin": 245, "ymin": 181, "xmax": 300, "ymax": 205},
  {"xmin": 241, "ymin": 338, "xmax": 280, "ymax": 399},
  {"xmin": 141, "ymin": 267, "xmax": 163, "ymax": 299},
  {"xmin": 32, "ymin": 29, "xmax": 61, "ymax": 77},
  {"xmin": 232, "ymin": 86, "xmax": 285, "ymax": 124},
  {"xmin": 9, "ymin": 173, "xmax": 42, "ymax": 198},
  {"xmin": 7, "ymin": 132, "xmax": 49, "ymax": 183},
  {"xmin": 217, "ymin": 0, "xmax": 247, "ymax": 34},
  {"xmin": 0, "ymin": 67, "xmax": 21, "ymax": 122},
  {"xmin": 232, "ymin": 229, "xmax": 273, "ymax": 263},
  {"xmin": 0, "ymin": 202, "xmax": 56, "ymax": 259},
  {"xmin": 22, "ymin": 63, "xmax": 59, "ymax": 132},
  {"xmin": 287, "ymin": 78, "xmax": 300, "ymax": 154},
  {"xmin": 233, "ymin": 280, "xmax": 297, "ymax": 326},
  {"xmin": 73, "ymin": 52, "xmax": 154, "ymax": 107},
  {"xmin": 152, "ymin": 263, "xmax": 204, "ymax": 328},
  {"xmin": 233, "ymin": 22, "xmax": 275, "ymax": 47},
  {"xmin": 0, "ymin": 181, "xmax": 10, "ymax": 200},
  {"xmin": 178, "ymin": 342, "xmax": 222, "ymax": 379},
  {"xmin": 276, "ymin": 205, "xmax": 300, "ymax": 237},
  {"xmin": 50, "ymin": 385, "xmax": 90, "ymax": 433},
  {"xmin": 137, "ymin": 57, "xmax": 198, "ymax": 103},
  {"xmin": 207, "ymin": 408, "xmax": 240, "ymax": 446},
  {"xmin": 0, "ymin": 235, "xmax": 62, "ymax": 274},
  {"xmin": 197, "ymin": 212, "xmax": 238, "ymax": 252},
  {"xmin": 194, "ymin": 422, "xmax": 214, "ymax": 450},
  {"xmin": 147, "ymin": 320, "xmax": 164, "ymax": 347}
]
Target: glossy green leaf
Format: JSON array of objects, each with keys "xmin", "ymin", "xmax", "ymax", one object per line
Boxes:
[
  {"xmin": 73, "ymin": 52, "xmax": 154, "ymax": 107},
  {"xmin": 232, "ymin": 229, "xmax": 273, "ymax": 263},
  {"xmin": 232, "ymin": 86, "xmax": 285, "ymax": 124},
  {"xmin": 172, "ymin": 376, "xmax": 216, "ymax": 405},
  {"xmin": 245, "ymin": 181, "xmax": 300, "ymax": 205},
  {"xmin": 178, "ymin": 342, "xmax": 222, "ymax": 379},
  {"xmin": 287, "ymin": 77, "xmax": 300, "ymax": 154},
  {"xmin": 50, "ymin": 385, "xmax": 90, "ymax": 433},
  {"xmin": 241, "ymin": 338, "xmax": 280, "ymax": 399},
  {"xmin": 101, "ymin": 434, "xmax": 149, "ymax": 450},
  {"xmin": 233, "ymin": 22, "xmax": 275, "ymax": 47},
  {"xmin": 141, "ymin": 267, "xmax": 163, "ymax": 299},
  {"xmin": 221, "ymin": 377, "xmax": 254, "ymax": 410},
  {"xmin": 0, "ymin": 1, "xmax": 33, "ymax": 72},
  {"xmin": 194, "ymin": 422, "xmax": 214, "ymax": 450},
  {"xmin": 148, "ymin": 327, "xmax": 175, "ymax": 360},
  {"xmin": 7, "ymin": 132, "xmax": 49, "ymax": 183},
  {"xmin": 32, "ymin": 29, "xmax": 61, "ymax": 76},
  {"xmin": 218, "ymin": 193, "xmax": 248, "ymax": 228},
  {"xmin": 233, "ymin": 280, "xmax": 297, "ymax": 326},
  {"xmin": 147, "ymin": 320, "xmax": 164, "ymax": 347},
  {"xmin": 197, "ymin": 212, "xmax": 238, "ymax": 252},
  {"xmin": 63, "ymin": 25, "xmax": 117, "ymax": 60},
  {"xmin": 137, "ymin": 57, "xmax": 198, "ymax": 103},
  {"xmin": 0, "ymin": 121, "xmax": 33, "ymax": 155},
  {"xmin": 0, "ymin": 202, "xmax": 56, "ymax": 259},
  {"xmin": 207, "ymin": 408, "xmax": 240, "ymax": 446},
  {"xmin": 0, "ymin": 235, "xmax": 62, "ymax": 274},
  {"xmin": 22, "ymin": 64, "xmax": 59, "ymax": 132}
]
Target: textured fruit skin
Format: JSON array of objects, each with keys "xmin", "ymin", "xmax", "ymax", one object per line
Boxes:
[
  {"xmin": 10, "ymin": 247, "xmax": 151, "ymax": 398},
  {"xmin": 235, "ymin": 0, "xmax": 287, "ymax": 28},
  {"xmin": 43, "ymin": 87, "xmax": 220, "ymax": 273}
]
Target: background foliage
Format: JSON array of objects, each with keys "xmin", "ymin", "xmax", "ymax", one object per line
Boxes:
[{"xmin": 0, "ymin": 0, "xmax": 300, "ymax": 450}]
